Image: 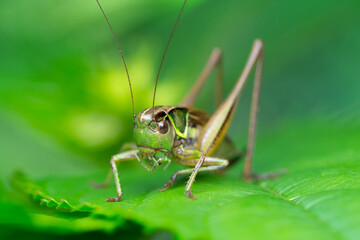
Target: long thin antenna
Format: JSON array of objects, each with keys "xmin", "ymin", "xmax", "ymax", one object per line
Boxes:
[
  {"xmin": 152, "ymin": 0, "xmax": 188, "ymax": 117},
  {"xmin": 97, "ymin": 0, "xmax": 136, "ymax": 118}
]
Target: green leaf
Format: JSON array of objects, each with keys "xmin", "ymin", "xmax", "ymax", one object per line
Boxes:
[
  {"xmin": 0, "ymin": 183, "xmax": 32, "ymax": 229},
  {"xmin": 11, "ymin": 119, "xmax": 360, "ymax": 240}
]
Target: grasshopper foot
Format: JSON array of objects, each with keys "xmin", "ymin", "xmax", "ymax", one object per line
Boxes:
[
  {"xmin": 106, "ymin": 194, "xmax": 122, "ymax": 202},
  {"xmin": 185, "ymin": 191, "xmax": 197, "ymax": 199},
  {"xmin": 159, "ymin": 173, "xmax": 178, "ymax": 192},
  {"xmin": 159, "ymin": 180, "xmax": 174, "ymax": 192}
]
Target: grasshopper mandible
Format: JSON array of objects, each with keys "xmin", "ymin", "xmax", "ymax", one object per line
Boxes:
[{"xmin": 96, "ymin": 0, "xmax": 282, "ymax": 202}]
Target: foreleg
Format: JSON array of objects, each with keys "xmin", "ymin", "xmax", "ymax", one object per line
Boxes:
[
  {"xmin": 106, "ymin": 150, "xmax": 138, "ymax": 202},
  {"xmin": 159, "ymin": 156, "xmax": 229, "ymax": 199}
]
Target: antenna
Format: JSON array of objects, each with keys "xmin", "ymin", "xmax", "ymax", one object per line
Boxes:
[
  {"xmin": 152, "ymin": 0, "xmax": 188, "ymax": 117},
  {"xmin": 96, "ymin": 0, "xmax": 136, "ymax": 118}
]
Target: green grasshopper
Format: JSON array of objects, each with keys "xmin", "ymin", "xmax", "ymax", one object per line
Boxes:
[{"xmin": 96, "ymin": 0, "xmax": 282, "ymax": 202}]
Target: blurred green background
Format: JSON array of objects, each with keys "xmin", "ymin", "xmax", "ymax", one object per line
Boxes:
[{"xmin": 1, "ymin": 0, "xmax": 360, "ymax": 239}]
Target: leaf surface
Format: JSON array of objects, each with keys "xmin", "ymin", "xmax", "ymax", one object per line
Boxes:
[{"xmin": 11, "ymin": 119, "xmax": 360, "ymax": 240}]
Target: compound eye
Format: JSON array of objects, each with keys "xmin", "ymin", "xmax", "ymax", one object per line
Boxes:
[{"xmin": 157, "ymin": 120, "xmax": 168, "ymax": 134}]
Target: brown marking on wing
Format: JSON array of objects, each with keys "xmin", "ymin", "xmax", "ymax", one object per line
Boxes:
[{"xmin": 187, "ymin": 108, "xmax": 211, "ymax": 126}]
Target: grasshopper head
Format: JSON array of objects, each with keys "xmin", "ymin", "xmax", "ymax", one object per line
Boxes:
[{"xmin": 133, "ymin": 106, "xmax": 176, "ymax": 170}]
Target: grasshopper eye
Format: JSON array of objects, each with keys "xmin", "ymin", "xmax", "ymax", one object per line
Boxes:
[{"xmin": 157, "ymin": 120, "xmax": 168, "ymax": 134}]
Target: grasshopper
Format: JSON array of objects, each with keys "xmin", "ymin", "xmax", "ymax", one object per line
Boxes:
[{"xmin": 96, "ymin": 0, "xmax": 282, "ymax": 202}]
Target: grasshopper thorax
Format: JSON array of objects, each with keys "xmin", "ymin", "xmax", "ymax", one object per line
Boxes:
[{"xmin": 133, "ymin": 106, "xmax": 189, "ymax": 170}]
